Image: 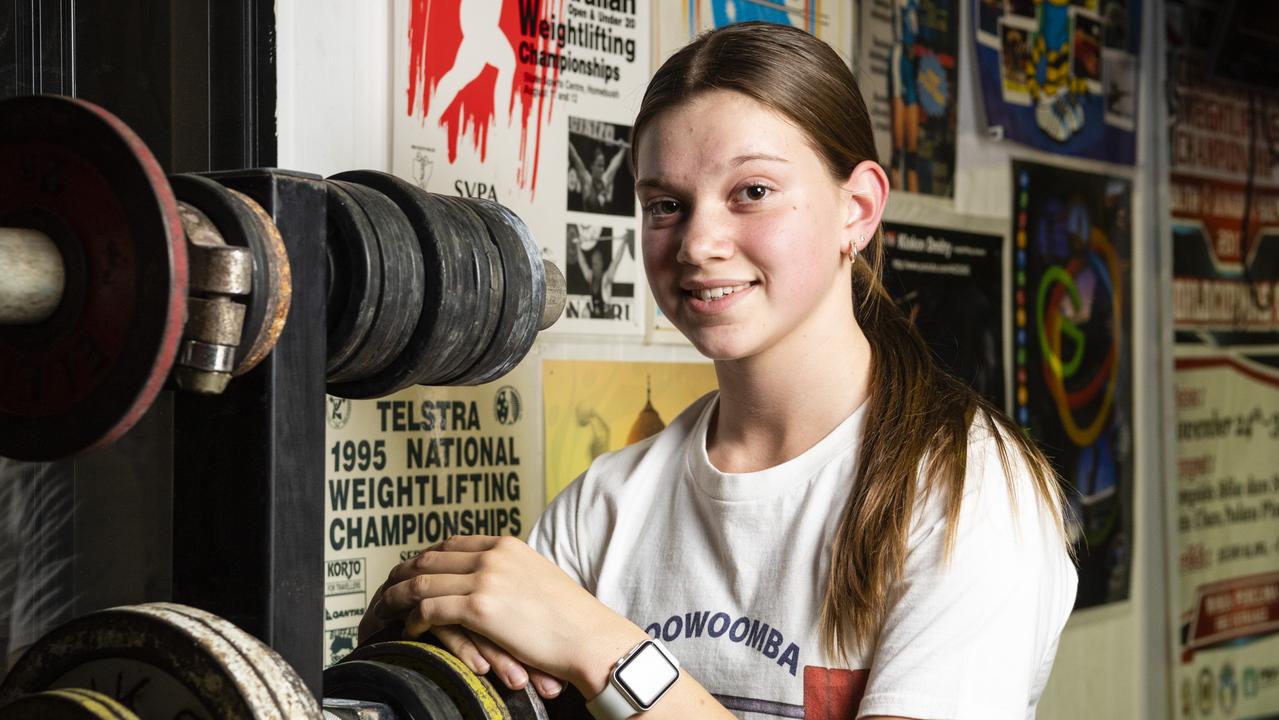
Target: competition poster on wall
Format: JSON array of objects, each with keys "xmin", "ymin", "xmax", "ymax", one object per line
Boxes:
[
  {"xmin": 1173, "ymin": 354, "xmax": 1279, "ymax": 720},
  {"xmin": 1167, "ymin": 6, "xmax": 1279, "ymax": 715},
  {"xmin": 321, "ymin": 360, "xmax": 542, "ymax": 666},
  {"xmin": 1171, "ymin": 176, "xmax": 1279, "ymax": 350},
  {"xmin": 1012, "ymin": 160, "xmax": 1132, "ymax": 609},
  {"xmin": 973, "ymin": 0, "xmax": 1140, "ymax": 164},
  {"xmin": 881, "ymin": 218, "xmax": 1007, "ymax": 409},
  {"xmin": 394, "ymin": 0, "xmax": 650, "ymax": 336},
  {"xmin": 859, "ymin": 0, "xmax": 959, "ymax": 197},
  {"xmin": 543, "ymin": 360, "xmax": 717, "ymax": 502}
]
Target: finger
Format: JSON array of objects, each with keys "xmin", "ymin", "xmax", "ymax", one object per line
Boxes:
[
  {"xmin": 385, "ymin": 549, "xmax": 484, "ymax": 586},
  {"xmin": 376, "ymin": 573, "xmax": 473, "ymax": 619},
  {"xmin": 527, "ymin": 668, "xmax": 564, "ymax": 699},
  {"xmin": 431, "ymin": 625, "xmax": 491, "ymax": 676},
  {"xmin": 466, "ymin": 630, "xmax": 529, "ymax": 691},
  {"xmin": 403, "ymin": 595, "xmax": 472, "ymax": 638},
  {"xmin": 438, "ymin": 534, "xmax": 503, "ymax": 552}
]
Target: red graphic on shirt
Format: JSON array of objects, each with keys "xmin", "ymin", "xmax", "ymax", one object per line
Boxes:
[
  {"xmin": 406, "ymin": 0, "xmax": 561, "ymax": 194},
  {"xmin": 803, "ymin": 666, "xmax": 869, "ymax": 720}
]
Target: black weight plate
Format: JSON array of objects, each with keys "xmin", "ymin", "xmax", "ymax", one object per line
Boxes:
[
  {"xmin": 456, "ymin": 199, "xmax": 544, "ymax": 386},
  {"xmin": 323, "ymin": 181, "xmax": 382, "ymax": 375},
  {"xmin": 354, "ymin": 626, "xmax": 545, "ymax": 720},
  {"xmin": 0, "ymin": 688, "xmax": 140, "ymax": 720},
  {"xmin": 343, "ymin": 642, "xmax": 505, "ymax": 720},
  {"xmin": 328, "ymin": 171, "xmax": 473, "ymax": 389},
  {"xmin": 328, "ymin": 181, "xmax": 424, "ymax": 382},
  {"xmin": 168, "ymin": 173, "xmax": 290, "ymax": 375},
  {"xmin": 428, "ymin": 195, "xmax": 502, "ymax": 386},
  {"xmin": 0, "ymin": 95, "xmax": 187, "ymax": 461},
  {"xmin": 324, "ymin": 660, "xmax": 462, "ymax": 720}
]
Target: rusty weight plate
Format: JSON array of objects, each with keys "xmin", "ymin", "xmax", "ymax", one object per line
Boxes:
[
  {"xmin": 0, "ymin": 603, "xmax": 320, "ymax": 719},
  {"xmin": 0, "ymin": 95, "xmax": 187, "ymax": 461}
]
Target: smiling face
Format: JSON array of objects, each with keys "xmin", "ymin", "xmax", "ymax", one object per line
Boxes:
[{"xmin": 635, "ymin": 90, "xmax": 860, "ymax": 361}]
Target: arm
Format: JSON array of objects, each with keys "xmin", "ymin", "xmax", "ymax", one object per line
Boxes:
[
  {"xmin": 600, "ymin": 144, "xmax": 628, "ymax": 186},
  {"xmin": 569, "ymin": 142, "xmax": 590, "ymax": 180},
  {"xmin": 365, "ymin": 535, "xmax": 735, "ymax": 719}
]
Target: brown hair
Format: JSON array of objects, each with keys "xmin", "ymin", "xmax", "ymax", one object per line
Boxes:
[{"xmin": 632, "ymin": 22, "xmax": 1071, "ymax": 661}]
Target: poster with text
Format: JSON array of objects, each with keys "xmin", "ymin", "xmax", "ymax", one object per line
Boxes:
[
  {"xmin": 859, "ymin": 0, "xmax": 959, "ymax": 197},
  {"xmin": 1171, "ymin": 175, "xmax": 1279, "ymax": 350},
  {"xmin": 1013, "ymin": 160, "xmax": 1133, "ymax": 608},
  {"xmin": 1173, "ymin": 354, "xmax": 1279, "ymax": 720},
  {"xmin": 974, "ymin": 0, "xmax": 1140, "ymax": 164},
  {"xmin": 882, "ymin": 220, "xmax": 1007, "ymax": 409},
  {"xmin": 543, "ymin": 360, "xmax": 717, "ymax": 502},
  {"xmin": 679, "ymin": 0, "xmax": 852, "ymax": 58},
  {"xmin": 394, "ymin": 0, "xmax": 650, "ymax": 335},
  {"xmin": 322, "ymin": 360, "xmax": 542, "ymax": 666}
]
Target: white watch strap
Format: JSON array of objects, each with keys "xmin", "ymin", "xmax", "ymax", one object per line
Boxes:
[{"xmin": 586, "ymin": 680, "xmax": 639, "ymax": 720}]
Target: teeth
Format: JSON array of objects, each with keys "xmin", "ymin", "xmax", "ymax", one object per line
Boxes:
[{"xmin": 692, "ymin": 283, "xmax": 751, "ymax": 301}]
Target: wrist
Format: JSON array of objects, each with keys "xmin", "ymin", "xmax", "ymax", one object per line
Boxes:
[{"xmin": 566, "ymin": 620, "xmax": 651, "ymax": 699}]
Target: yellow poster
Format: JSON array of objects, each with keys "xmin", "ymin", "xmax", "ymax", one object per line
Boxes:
[
  {"xmin": 543, "ymin": 360, "xmax": 718, "ymax": 502},
  {"xmin": 322, "ymin": 359, "xmax": 541, "ymax": 666}
]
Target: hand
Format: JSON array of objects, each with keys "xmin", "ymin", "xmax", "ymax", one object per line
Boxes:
[{"xmin": 363, "ymin": 535, "xmax": 648, "ymax": 697}]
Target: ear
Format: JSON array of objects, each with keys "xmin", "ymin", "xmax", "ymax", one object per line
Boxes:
[{"xmin": 839, "ymin": 159, "xmax": 889, "ymax": 254}]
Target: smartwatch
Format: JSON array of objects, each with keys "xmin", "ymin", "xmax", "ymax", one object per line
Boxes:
[{"xmin": 586, "ymin": 639, "xmax": 681, "ymax": 720}]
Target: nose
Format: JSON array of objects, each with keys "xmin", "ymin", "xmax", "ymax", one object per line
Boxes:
[{"xmin": 675, "ymin": 207, "xmax": 734, "ymax": 266}]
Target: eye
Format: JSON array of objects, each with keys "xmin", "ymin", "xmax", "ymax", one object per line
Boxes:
[
  {"xmin": 645, "ymin": 199, "xmax": 682, "ymax": 217},
  {"xmin": 735, "ymin": 183, "xmax": 772, "ymax": 203}
]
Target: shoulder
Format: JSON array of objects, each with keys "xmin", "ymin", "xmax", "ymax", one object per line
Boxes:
[
  {"xmin": 529, "ymin": 392, "xmax": 717, "ymax": 579},
  {"xmin": 570, "ymin": 391, "xmax": 715, "ymax": 504}
]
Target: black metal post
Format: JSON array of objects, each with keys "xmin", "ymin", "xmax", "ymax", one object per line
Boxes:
[{"xmin": 173, "ymin": 168, "xmax": 327, "ymax": 698}]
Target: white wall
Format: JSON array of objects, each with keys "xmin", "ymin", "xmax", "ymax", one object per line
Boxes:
[{"xmin": 276, "ymin": 2, "xmax": 1170, "ymax": 717}]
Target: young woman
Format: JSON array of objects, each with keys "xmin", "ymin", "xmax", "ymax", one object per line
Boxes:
[{"xmin": 360, "ymin": 22, "xmax": 1077, "ymax": 720}]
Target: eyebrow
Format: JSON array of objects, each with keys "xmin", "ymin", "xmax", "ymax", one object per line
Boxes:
[{"xmin": 635, "ymin": 153, "xmax": 790, "ymax": 191}]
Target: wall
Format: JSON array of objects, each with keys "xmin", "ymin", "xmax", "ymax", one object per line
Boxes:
[{"xmin": 276, "ymin": 1, "xmax": 1170, "ymax": 717}]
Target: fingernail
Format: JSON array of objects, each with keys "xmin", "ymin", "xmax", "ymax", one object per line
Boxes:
[
  {"xmin": 540, "ymin": 678, "xmax": 563, "ymax": 697},
  {"xmin": 473, "ymin": 658, "xmax": 491, "ymax": 675},
  {"xmin": 505, "ymin": 667, "xmax": 528, "ymax": 688}
]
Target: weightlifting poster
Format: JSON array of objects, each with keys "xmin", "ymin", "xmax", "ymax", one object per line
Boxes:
[
  {"xmin": 881, "ymin": 219, "xmax": 1007, "ymax": 410},
  {"xmin": 1173, "ymin": 354, "xmax": 1279, "ymax": 719},
  {"xmin": 393, "ymin": 0, "xmax": 650, "ymax": 336},
  {"xmin": 1012, "ymin": 160, "xmax": 1133, "ymax": 609},
  {"xmin": 858, "ymin": 0, "xmax": 959, "ymax": 198},
  {"xmin": 973, "ymin": 0, "xmax": 1140, "ymax": 164},
  {"xmin": 542, "ymin": 359, "xmax": 717, "ymax": 502},
  {"xmin": 322, "ymin": 360, "xmax": 543, "ymax": 666}
]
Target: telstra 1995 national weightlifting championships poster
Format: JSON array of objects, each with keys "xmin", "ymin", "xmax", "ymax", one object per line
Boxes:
[
  {"xmin": 393, "ymin": 0, "xmax": 650, "ymax": 336},
  {"xmin": 1012, "ymin": 160, "xmax": 1133, "ymax": 609},
  {"xmin": 321, "ymin": 360, "xmax": 543, "ymax": 667},
  {"xmin": 974, "ymin": 0, "xmax": 1140, "ymax": 164}
]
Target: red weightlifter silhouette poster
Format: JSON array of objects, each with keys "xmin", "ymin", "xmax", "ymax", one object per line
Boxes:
[{"xmin": 395, "ymin": 0, "xmax": 650, "ymax": 336}]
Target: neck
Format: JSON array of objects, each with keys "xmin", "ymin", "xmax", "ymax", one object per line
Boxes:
[{"xmin": 707, "ymin": 295, "xmax": 872, "ymax": 473}]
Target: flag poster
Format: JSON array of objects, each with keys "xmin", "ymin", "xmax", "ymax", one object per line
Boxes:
[
  {"xmin": 973, "ymin": 0, "xmax": 1140, "ymax": 163},
  {"xmin": 394, "ymin": 0, "xmax": 651, "ymax": 335},
  {"xmin": 1012, "ymin": 160, "xmax": 1133, "ymax": 608}
]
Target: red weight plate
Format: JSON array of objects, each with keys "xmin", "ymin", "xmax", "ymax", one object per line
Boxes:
[{"xmin": 0, "ymin": 95, "xmax": 187, "ymax": 461}]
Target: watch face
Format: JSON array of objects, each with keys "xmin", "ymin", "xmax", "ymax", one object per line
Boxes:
[{"xmin": 615, "ymin": 641, "xmax": 679, "ymax": 709}]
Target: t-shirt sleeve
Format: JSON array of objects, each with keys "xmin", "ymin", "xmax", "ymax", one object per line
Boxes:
[
  {"xmin": 527, "ymin": 472, "xmax": 593, "ymax": 592},
  {"xmin": 857, "ymin": 442, "xmax": 1078, "ymax": 720}
]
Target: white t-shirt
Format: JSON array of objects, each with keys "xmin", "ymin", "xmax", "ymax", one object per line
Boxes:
[{"xmin": 530, "ymin": 392, "xmax": 1078, "ymax": 720}]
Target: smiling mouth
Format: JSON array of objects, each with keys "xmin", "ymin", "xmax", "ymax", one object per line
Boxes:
[{"xmin": 684, "ymin": 282, "xmax": 755, "ymax": 302}]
